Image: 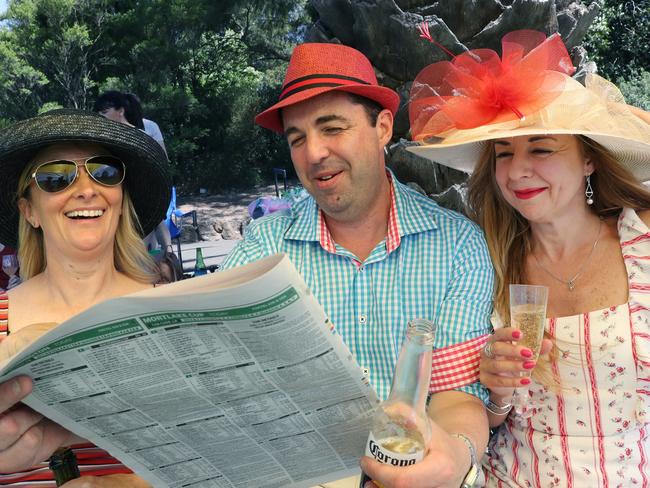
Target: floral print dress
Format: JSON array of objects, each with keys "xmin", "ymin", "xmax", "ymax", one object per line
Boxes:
[{"xmin": 485, "ymin": 208, "xmax": 650, "ymax": 488}]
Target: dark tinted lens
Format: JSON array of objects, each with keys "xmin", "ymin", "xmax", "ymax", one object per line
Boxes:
[
  {"xmin": 34, "ymin": 162, "xmax": 77, "ymax": 192},
  {"xmin": 86, "ymin": 156, "xmax": 125, "ymax": 186}
]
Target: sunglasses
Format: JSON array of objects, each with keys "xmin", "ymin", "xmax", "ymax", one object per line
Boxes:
[{"xmin": 30, "ymin": 156, "xmax": 126, "ymax": 193}]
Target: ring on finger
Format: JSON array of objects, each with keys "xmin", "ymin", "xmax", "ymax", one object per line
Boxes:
[{"xmin": 484, "ymin": 341, "xmax": 495, "ymax": 359}]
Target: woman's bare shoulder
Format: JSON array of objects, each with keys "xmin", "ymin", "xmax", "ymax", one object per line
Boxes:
[
  {"xmin": 7, "ymin": 276, "xmax": 49, "ymax": 332},
  {"xmin": 7, "ymin": 275, "xmax": 42, "ymax": 304}
]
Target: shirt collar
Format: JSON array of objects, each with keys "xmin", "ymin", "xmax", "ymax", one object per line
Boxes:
[{"xmin": 284, "ymin": 170, "xmax": 438, "ymax": 251}]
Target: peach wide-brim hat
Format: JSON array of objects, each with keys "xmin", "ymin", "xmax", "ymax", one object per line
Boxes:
[
  {"xmin": 255, "ymin": 43, "xmax": 400, "ymax": 134},
  {"xmin": 407, "ymin": 31, "xmax": 650, "ymax": 180}
]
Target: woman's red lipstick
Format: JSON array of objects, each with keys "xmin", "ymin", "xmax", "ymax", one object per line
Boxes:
[{"xmin": 514, "ymin": 188, "xmax": 546, "ymax": 199}]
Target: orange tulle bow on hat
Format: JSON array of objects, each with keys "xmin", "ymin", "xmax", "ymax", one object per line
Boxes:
[{"xmin": 410, "ymin": 30, "xmax": 576, "ymax": 140}]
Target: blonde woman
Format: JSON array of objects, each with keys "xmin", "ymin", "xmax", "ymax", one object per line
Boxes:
[
  {"xmin": 0, "ymin": 109, "xmax": 170, "ymax": 487},
  {"xmin": 409, "ymin": 30, "xmax": 650, "ymax": 486}
]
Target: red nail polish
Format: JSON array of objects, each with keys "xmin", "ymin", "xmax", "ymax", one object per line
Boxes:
[
  {"xmin": 520, "ymin": 349, "xmax": 533, "ymax": 358},
  {"xmin": 520, "ymin": 377, "xmax": 531, "ymax": 385},
  {"xmin": 512, "ymin": 330, "xmax": 522, "ymax": 339},
  {"xmin": 523, "ymin": 361, "xmax": 536, "ymax": 369}
]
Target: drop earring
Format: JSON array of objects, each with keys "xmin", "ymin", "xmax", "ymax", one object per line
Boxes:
[{"xmin": 585, "ymin": 174, "xmax": 594, "ymax": 205}]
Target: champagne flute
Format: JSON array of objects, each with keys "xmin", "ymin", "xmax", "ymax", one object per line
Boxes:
[
  {"xmin": 2, "ymin": 254, "xmax": 18, "ymax": 278},
  {"xmin": 509, "ymin": 284, "xmax": 548, "ymax": 416}
]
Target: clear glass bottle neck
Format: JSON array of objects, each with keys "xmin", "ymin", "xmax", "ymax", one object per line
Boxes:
[{"xmin": 387, "ymin": 319, "xmax": 434, "ymax": 410}]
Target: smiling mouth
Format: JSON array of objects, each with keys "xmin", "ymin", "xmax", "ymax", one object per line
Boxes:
[
  {"xmin": 65, "ymin": 210, "xmax": 105, "ymax": 219},
  {"xmin": 513, "ymin": 188, "xmax": 546, "ymax": 199},
  {"xmin": 316, "ymin": 171, "xmax": 342, "ymax": 182}
]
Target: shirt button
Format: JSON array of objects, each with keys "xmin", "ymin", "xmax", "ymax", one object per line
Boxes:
[
  {"xmin": 359, "ymin": 314, "xmax": 367, "ymax": 324},
  {"xmin": 362, "ymin": 367, "xmax": 370, "ymax": 376},
  {"xmin": 358, "ymin": 266, "xmax": 364, "ymax": 272}
]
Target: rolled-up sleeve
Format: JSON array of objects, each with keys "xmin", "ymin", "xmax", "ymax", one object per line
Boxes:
[{"xmin": 431, "ymin": 223, "xmax": 494, "ymax": 403}]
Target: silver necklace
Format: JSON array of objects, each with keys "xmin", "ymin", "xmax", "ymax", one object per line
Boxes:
[{"xmin": 533, "ymin": 218, "xmax": 602, "ymax": 291}]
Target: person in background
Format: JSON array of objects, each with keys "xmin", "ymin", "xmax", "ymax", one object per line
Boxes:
[
  {"xmin": 94, "ymin": 90, "xmax": 173, "ymax": 261},
  {"xmin": 409, "ymin": 29, "xmax": 650, "ymax": 486},
  {"xmin": 126, "ymin": 93, "xmax": 168, "ymax": 156},
  {"xmin": 222, "ymin": 43, "xmax": 494, "ymax": 488},
  {"xmin": 0, "ymin": 109, "xmax": 170, "ymax": 487},
  {"xmin": 93, "ymin": 90, "xmax": 144, "ymax": 130}
]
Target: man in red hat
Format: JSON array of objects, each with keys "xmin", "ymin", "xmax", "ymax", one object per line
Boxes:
[{"xmin": 223, "ymin": 43, "xmax": 492, "ymax": 488}]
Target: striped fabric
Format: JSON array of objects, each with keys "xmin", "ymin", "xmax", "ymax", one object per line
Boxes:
[
  {"xmin": 222, "ymin": 173, "xmax": 494, "ymax": 402},
  {"xmin": 485, "ymin": 208, "xmax": 650, "ymax": 487},
  {"xmin": 0, "ymin": 292, "xmax": 7, "ymax": 335},
  {"xmin": 0, "ymin": 298, "xmax": 132, "ymax": 486},
  {"xmin": 0, "ymin": 444, "xmax": 131, "ymax": 487}
]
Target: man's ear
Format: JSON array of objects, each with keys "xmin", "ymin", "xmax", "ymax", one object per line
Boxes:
[
  {"xmin": 18, "ymin": 197, "xmax": 38, "ymax": 228},
  {"xmin": 376, "ymin": 109, "xmax": 393, "ymax": 148}
]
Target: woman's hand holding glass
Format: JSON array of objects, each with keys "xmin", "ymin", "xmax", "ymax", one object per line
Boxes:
[{"xmin": 480, "ymin": 328, "xmax": 553, "ymax": 417}]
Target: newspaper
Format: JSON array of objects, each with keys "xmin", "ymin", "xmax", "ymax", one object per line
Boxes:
[{"xmin": 0, "ymin": 254, "xmax": 379, "ymax": 488}]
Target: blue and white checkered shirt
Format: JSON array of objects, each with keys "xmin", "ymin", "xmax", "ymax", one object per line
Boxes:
[{"xmin": 222, "ymin": 175, "xmax": 494, "ymax": 401}]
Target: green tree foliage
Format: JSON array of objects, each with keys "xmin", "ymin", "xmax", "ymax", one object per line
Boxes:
[
  {"xmin": 584, "ymin": 0, "xmax": 650, "ymax": 80},
  {"xmin": 617, "ymin": 71, "xmax": 650, "ymax": 111},
  {"xmin": 0, "ymin": 0, "xmax": 310, "ymax": 190},
  {"xmin": 584, "ymin": 0, "xmax": 650, "ymax": 110}
]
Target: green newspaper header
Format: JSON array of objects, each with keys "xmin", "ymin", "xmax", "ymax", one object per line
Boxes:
[
  {"xmin": 140, "ymin": 287, "xmax": 299, "ymax": 328},
  {"xmin": 7, "ymin": 319, "xmax": 143, "ymax": 373}
]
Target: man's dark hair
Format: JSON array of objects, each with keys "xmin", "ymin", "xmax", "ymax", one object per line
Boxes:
[
  {"xmin": 278, "ymin": 92, "xmax": 386, "ymax": 132},
  {"xmin": 346, "ymin": 93, "xmax": 384, "ymax": 127}
]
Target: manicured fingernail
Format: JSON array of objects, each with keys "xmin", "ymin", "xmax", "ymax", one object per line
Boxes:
[
  {"xmin": 520, "ymin": 377, "xmax": 531, "ymax": 385},
  {"xmin": 523, "ymin": 361, "xmax": 536, "ymax": 369},
  {"xmin": 11, "ymin": 378, "xmax": 21, "ymax": 395},
  {"xmin": 520, "ymin": 348, "xmax": 533, "ymax": 358},
  {"xmin": 511, "ymin": 330, "xmax": 522, "ymax": 339}
]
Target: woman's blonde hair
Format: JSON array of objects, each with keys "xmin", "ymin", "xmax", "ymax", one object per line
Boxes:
[
  {"xmin": 466, "ymin": 135, "xmax": 650, "ymax": 382},
  {"xmin": 16, "ymin": 151, "xmax": 161, "ymax": 283}
]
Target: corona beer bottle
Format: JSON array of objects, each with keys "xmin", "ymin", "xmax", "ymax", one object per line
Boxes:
[{"xmin": 359, "ymin": 318, "xmax": 435, "ymax": 487}]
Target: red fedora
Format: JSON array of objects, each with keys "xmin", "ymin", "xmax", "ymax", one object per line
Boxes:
[{"xmin": 255, "ymin": 43, "xmax": 400, "ymax": 134}]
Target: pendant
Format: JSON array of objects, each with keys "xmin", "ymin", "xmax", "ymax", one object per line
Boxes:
[{"xmin": 568, "ymin": 279, "xmax": 576, "ymax": 291}]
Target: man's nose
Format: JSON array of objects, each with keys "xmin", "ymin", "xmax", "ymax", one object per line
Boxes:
[{"xmin": 304, "ymin": 134, "xmax": 330, "ymax": 164}]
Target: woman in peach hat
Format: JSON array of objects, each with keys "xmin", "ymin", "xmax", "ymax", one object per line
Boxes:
[{"xmin": 410, "ymin": 29, "xmax": 650, "ymax": 486}]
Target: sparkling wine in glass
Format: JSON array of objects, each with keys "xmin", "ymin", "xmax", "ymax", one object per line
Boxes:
[{"xmin": 510, "ymin": 284, "xmax": 548, "ymax": 416}]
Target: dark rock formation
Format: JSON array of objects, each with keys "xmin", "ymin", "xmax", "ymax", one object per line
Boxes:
[
  {"xmin": 306, "ymin": 0, "xmax": 600, "ymax": 208},
  {"xmin": 307, "ymin": 0, "xmax": 600, "ymax": 85}
]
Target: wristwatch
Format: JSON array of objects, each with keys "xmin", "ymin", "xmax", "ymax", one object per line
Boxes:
[{"xmin": 451, "ymin": 433, "xmax": 480, "ymax": 488}]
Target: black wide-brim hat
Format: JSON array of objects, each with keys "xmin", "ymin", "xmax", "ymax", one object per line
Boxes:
[{"xmin": 0, "ymin": 109, "xmax": 171, "ymax": 247}]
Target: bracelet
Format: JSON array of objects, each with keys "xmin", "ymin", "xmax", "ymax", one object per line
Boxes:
[
  {"xmin": 450, "ymin": 433, "xmax": 480, "ymax": 488},
  {"xmin": 487, "ymin": 397, "xmax": 513, "ymax": 416}
]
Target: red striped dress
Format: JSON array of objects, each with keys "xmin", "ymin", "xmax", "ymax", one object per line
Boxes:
[
  {"xmin": 484, "ymin": 208, "xmax": 650, "ymax": 487},
  {"xmin": 0, "ymin": 292, "xmax": 132, "ymax": 487}
]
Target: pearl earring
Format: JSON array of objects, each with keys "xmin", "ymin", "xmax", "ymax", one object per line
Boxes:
[{"xmin": 585, "ymin": 175, "xmax": 594, "ymax": 205}]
